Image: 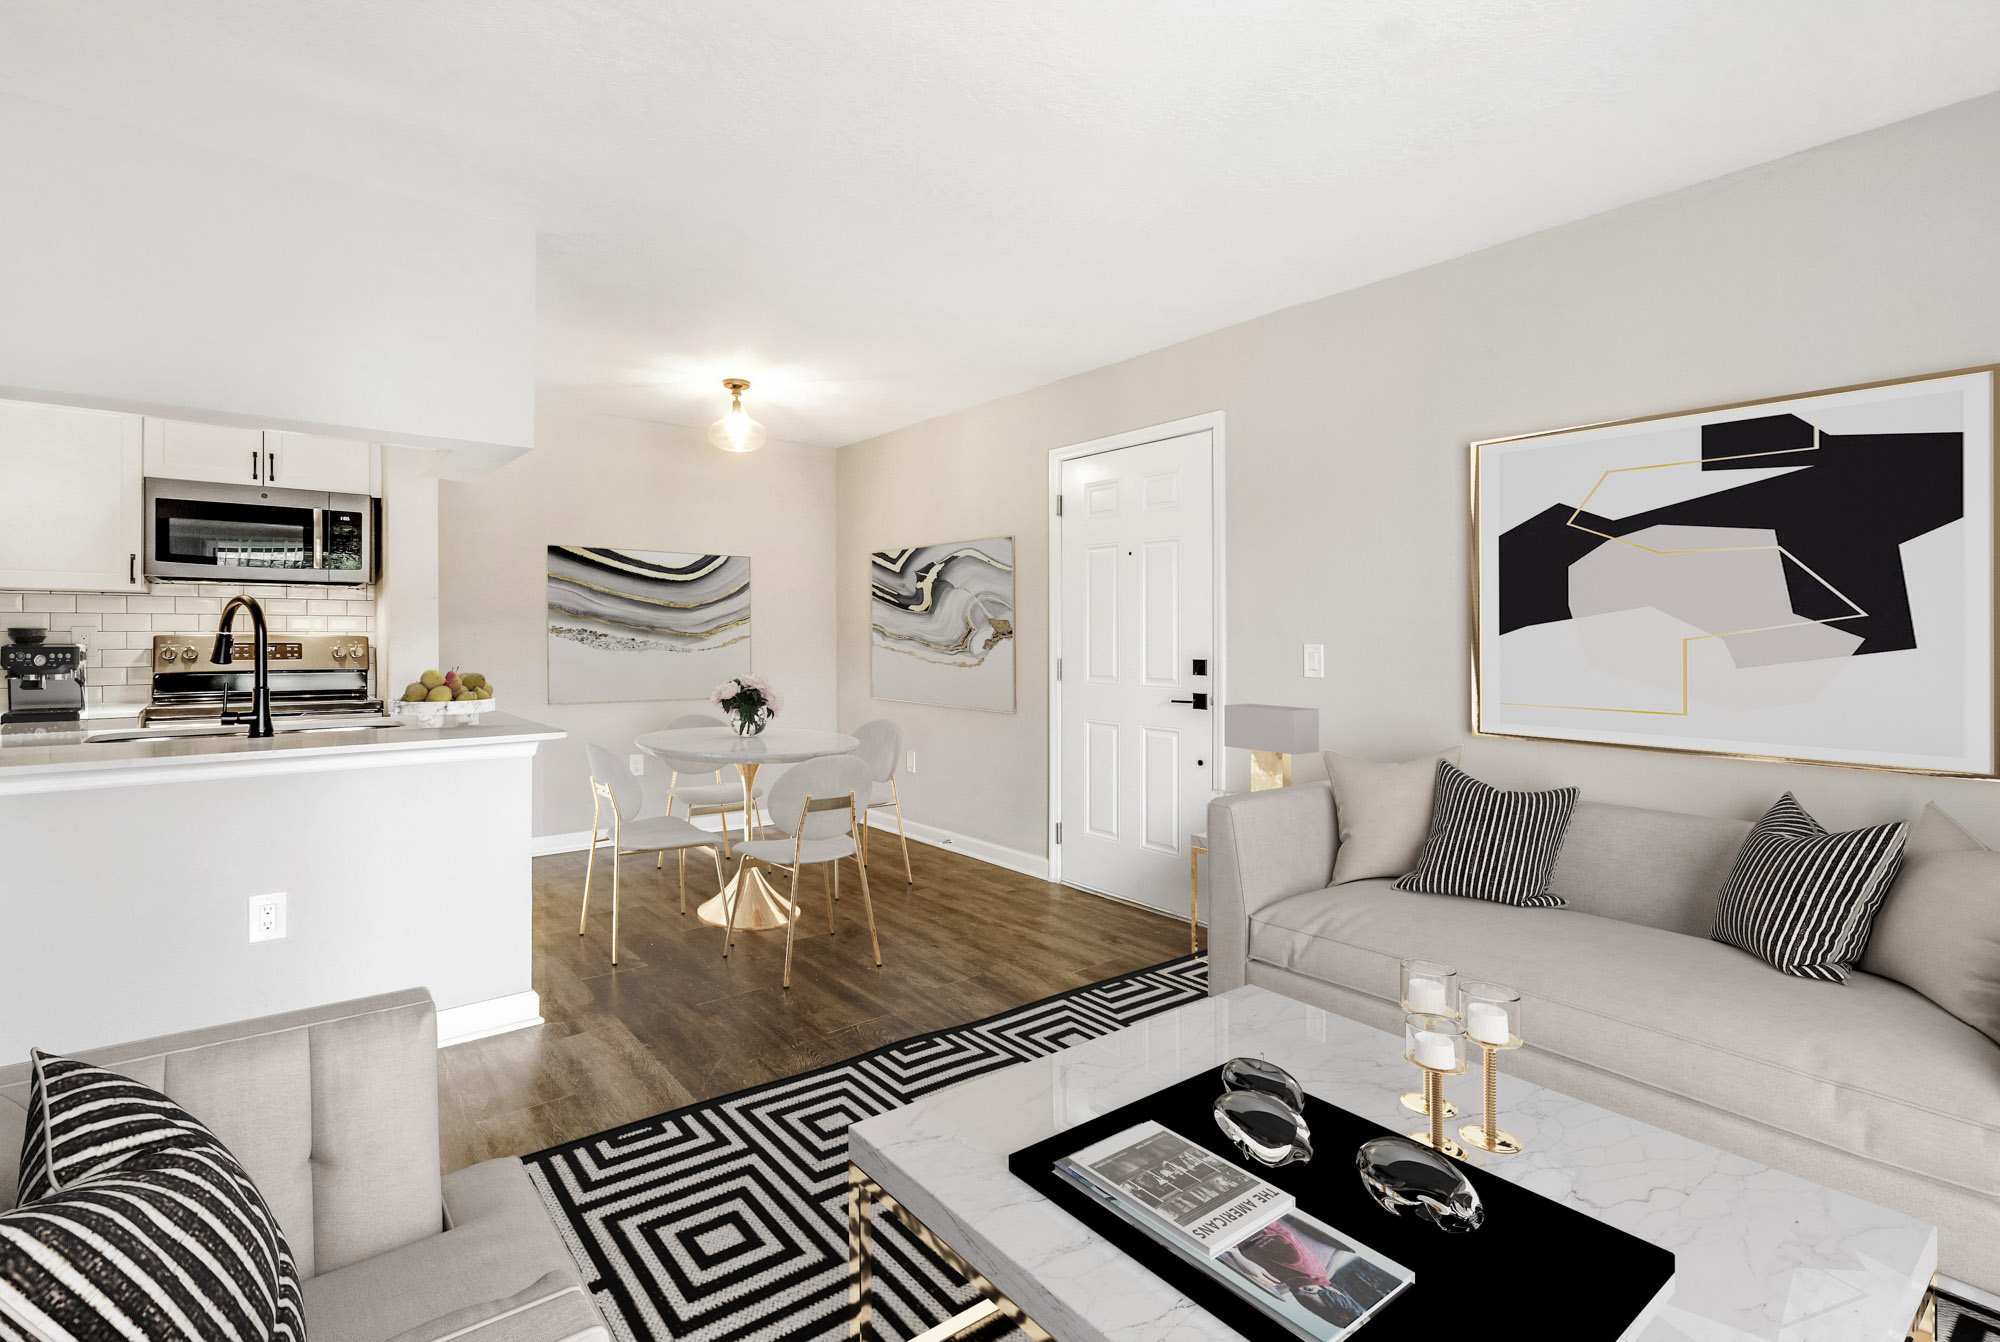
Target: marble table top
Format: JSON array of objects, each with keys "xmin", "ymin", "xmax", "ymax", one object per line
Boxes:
[
  {"xmin": 849, "ymin": 986, "xmax": 1935, "ymax": 1342},
  {"xmin": 633, "ymin": 725, "xmax": 858, "ymax": 766}
]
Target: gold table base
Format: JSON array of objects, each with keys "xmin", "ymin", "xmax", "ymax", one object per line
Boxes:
[{"xmin": 696, "ymin": 864, "xmax": 797, "ymax": 930}]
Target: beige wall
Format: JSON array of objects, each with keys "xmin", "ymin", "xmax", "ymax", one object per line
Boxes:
[
  {"xmin": 441, "ymin": 407, "xmax": 837, "ymax": 837},
  {"xmin": 836, "ymin": 90, "xmax": 2000, "ymax": 858}
]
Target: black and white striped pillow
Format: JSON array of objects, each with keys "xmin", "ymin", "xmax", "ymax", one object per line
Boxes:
[
  {"xmin": 1393, "ymin": 761, "xmax": 1578, "ymax": 906},
  {"xmin": 1, "ymin": 1052, "xmax": 306, "ymax": 1342},
  {"xmin": 1711, "ymin": 794, "xmax": 1908, "ymax": 981}
]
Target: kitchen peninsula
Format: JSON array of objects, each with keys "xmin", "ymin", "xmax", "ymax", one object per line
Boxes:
[{"xmin": 0, "ymin": 712, "xmax": 562, "ymax": 1060}]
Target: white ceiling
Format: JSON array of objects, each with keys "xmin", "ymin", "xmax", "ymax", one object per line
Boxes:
[{"xmin": 5, "ymin": 2, "xmax": 2000, "ymax": 447}]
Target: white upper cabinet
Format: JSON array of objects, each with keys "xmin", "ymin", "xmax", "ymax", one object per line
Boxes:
[
  {"xmin": 0, "ymin": 399, "xmax": 145, "ymax": 591},
  {"xmin": 143, "ymin": 418, "xmax": 265, "ymax": 486},
  {"xmin": 266, "ymin": 432, "xmax": 375, "ymax": 494},
  {"xmin": 143, "ymin": 419, "xmax": 377, "ymax": 495}
]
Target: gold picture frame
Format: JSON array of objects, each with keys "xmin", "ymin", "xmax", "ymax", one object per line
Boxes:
[{"xmin": 1470, "ymin": 363, "xmax": 2000, "ymax": 778}]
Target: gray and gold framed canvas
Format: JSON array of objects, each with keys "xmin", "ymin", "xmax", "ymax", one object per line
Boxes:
[
  {"xmin": 871, "ymin": 537, "xmax": 1016, "ymax": 713},
  {"xmin": 1474, "ymin": 366, "xmax": 1997, "ymax": 776},
  {"xmin": 547, "ymin": 547, "xmax": 750, "ymax": 703}
]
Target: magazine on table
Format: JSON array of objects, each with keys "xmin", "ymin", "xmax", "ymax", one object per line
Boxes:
[{"xmin": 1055, "ymin": 1121, "xmax": 1413, "ymax": 1341}]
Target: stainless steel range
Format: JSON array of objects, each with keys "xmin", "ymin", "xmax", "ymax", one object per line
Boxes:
[{"xmin": 140, "ymin": 632, "xmax": 382, "ymax": 726}]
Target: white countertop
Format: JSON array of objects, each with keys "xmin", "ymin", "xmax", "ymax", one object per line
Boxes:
[{"xmin": 0, "ymin": 710, "xmax": 565, "ymax": 786}]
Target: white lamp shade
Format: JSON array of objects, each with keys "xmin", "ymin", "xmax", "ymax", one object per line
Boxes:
[{"xmin": 1223, "ymin": 703, "xmax": 1321, "ymax": 754}]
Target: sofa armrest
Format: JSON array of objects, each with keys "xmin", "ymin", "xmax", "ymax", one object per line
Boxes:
[
  {"xmin": 385, "ymin": 1271, "xmax": 609, "ymax": 1342},
  {"xmin": 1206, "ymin": 784, "xmax": 1337, "ymax": 993}
]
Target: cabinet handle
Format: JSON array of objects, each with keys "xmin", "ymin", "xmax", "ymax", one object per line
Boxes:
[
  {"xmin": 267, "ymin": 451, "xmax": 276, "ymax": 482},
  {"xmin": 129, "ymin": 553, "xmax": 136, "ymax": 585},
  {"xmin": 251, "ymin": 450, "xmax": 260, "ymax": 482}
]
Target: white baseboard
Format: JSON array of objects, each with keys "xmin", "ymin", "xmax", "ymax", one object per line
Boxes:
[
  {"xmin": 866, "ymin": 810, "xmax": 1049, "ymax": 881},
  {"xmin": 437, "ymin": 990, "xmax": 543, "ymax": 1047},
  {"xmin": 530, "ymin": 810, "xmax": 766, "ymax": 857}
]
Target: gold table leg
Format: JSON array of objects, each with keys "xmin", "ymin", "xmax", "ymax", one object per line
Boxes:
[
  {"xmin": 1188, "ymin": 843, "xmax": 1205, "ymax": 956},
  {"xmin": 848, "ymin": 1163, "xmax": 1053, "ymax": 1342},
  {"xmin": 696, "ymin": 761, "xmax": 798, "ymax": 930}
]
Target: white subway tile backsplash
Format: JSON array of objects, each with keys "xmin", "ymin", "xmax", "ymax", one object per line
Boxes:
[
  {"xmin": 175, "ymin": 597, "xmax": 222, "ymax": 615},
  {"xmin": 150, "ymin": 614, "xmax": 198, "ymax": 632},
  {"xmin": 126, "ymin": 595, "xmax": 174, "ymax": 614},
  {"xmin": 264, "ymin": 599, "xmax": 306, "ymax": 615},
  {"xmin": 103, "ymin": 648, "xmax": 148, "ymax": 669},
  {"xmin": 23, "ymin": 593, "xmax": 76, "ymax": 613},
  {"xmin": 91, "ymin": 632, "xmax": 128, "ymax": 650},
  {"xmin": 306, "ymin": 600, "xmax": 346, "ymax": 615},
  {"xmin": 345, "ymin": 600, "xmax": 376, "ymax": 617},
  {"xmin": 60, "ymin": 615, "xmax": 102, "ymax": 633},
  {"xmin": 289, "ymin": 615, "xmax": 327, "ymax": 631},
  {"xmin": 288, "ymin": 586, "xmax": 328, "ymax": 600},
  {"xmin": 198, "ymin": 584, "xmax": 242, "ymax": 598},
  {"xmin": 326, "ymin": 616, "xmax": 364, "ymax": 632},
  {"xmin": 101, "ymin": 613, "xmax": 152, "ymax": 632},
  {"xmin": 7, "ymin": 613, "xmax": 50, "ymax": 630},
  {"xmin": 0, "ymin": 594, "xmax": 20, "ymax": 612},
  {"xmin": 76, "ymin": 595, "xmax": 126, "ymax": 613},
  {"xmin": 100, "ymin": 685, "xmax": 149, "ymax": 705}
]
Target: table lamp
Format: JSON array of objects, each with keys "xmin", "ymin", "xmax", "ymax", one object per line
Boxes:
[{"xmin": 1224, "ymin": 704, "xmax": 1321, "ymax": 790}]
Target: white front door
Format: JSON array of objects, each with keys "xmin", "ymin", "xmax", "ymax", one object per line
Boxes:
[{"xmin": 1057, "ymin": 428, "xmax": 1216, "ymax": 914}]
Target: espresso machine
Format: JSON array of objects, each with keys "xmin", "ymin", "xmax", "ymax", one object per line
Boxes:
[{"xmin": 2, "ymin": 627, "xmax": 87, "ymax": 724}]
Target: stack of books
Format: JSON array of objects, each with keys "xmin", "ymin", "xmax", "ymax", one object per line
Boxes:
[{"xmin": 1055, "ymin": 1121, "xmax": 1413, "ymax": 1340}]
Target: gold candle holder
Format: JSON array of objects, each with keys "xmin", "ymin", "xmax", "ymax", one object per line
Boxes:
[
  {"xmin": 1457, "ymin": 982, "xmax": 1524, "ymax": 1156},
  {"xmin": 1402, "ymin": 1013, "xmax": 1468, "ymax": 1159},
  {"xmin": 1398, "ymin": 959, "xmax": 1459, "ymax": 1120}
]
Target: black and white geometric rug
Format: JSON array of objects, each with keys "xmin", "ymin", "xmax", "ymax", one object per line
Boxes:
[{"xmin": 526, "ymin": 956, "xmax": 1208, "ymax": 1341}]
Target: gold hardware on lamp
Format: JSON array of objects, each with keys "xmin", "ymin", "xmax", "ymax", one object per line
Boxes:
[
  {"xmin": 1459, "ymin": 1038, "xmax": 1524, "ymax": 1155},
  {"xmin": 1458, "ymin": 981, "xmax": 1525, "ymax": 1155},
  {"xmin": 1404, "ymin": 1013, "xmax": 1469, "ymax": 1159},
  {"xmin": 709, "ymin": 378, "xmax": 768, "ymax": 453}
]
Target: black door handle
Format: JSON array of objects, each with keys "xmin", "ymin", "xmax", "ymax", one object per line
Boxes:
[{"xmin": 1169, "ymin": 693, "xmax": 1209, "ymax": 710}]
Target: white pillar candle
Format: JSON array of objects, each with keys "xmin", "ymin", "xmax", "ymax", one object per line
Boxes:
[
  {"xmin": 1467, "ymin": 1002, "xmax": 1510, "ymax": 1045},
  {"xmin": 1413, "ymin": 1029, "xmax": 1457, "ymax": 1070},
  {"xmin": 1406, "ymin": 977, "xmax": 1447, "ymax": 1013}
]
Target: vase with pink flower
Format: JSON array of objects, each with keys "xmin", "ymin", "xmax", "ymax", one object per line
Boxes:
[{"xmin": 712, "ymin": 674, "xmax": 782, "ymax": 736}]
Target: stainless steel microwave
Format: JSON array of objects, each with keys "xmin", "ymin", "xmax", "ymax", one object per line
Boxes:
[{"xmin": 144, "ymin": 479, "xmax": 375, "ymax": 585}]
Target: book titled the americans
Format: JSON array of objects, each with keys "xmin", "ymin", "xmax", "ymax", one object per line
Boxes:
[{"xmin": 1055, "ymin": 1121, "xmax": 1294, "ymax": 1257}]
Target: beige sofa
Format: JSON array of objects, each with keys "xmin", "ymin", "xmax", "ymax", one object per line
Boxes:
[
  {"xmin": 0, "ymin": 989, "xmax": 606, "ymax": 1342},
  {"xmin": 1206, "ymin": 783, "xmax": 2000, "ymax": 1288}
]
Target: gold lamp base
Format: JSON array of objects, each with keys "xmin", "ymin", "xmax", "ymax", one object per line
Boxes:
[
  {"xmin": 1406, "ymin": 1129, "xmax": 1469, "ymax": 1160},
  {"xmin": 1399, "ymin": 1091, "xmax": 1458, "ymax": 1119},
  {"xmin": 1249, "ymin": 750, "xmax": 1293, "ymax": 791},
  {"xmin": 1457, "ymin": 1125, "xmax": 1522, "ymax": 1155},
  {"xmin": 697, "ymin": 862, "xmax": 798, "ymax": 930}
]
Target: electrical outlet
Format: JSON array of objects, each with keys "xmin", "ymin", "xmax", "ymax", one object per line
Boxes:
[
  {"xmin": 1303, "ymin": 643, "xmax": 1325, "ymax": 678},
  {"xmin": 247, "ymin": 893, "xmax": 287, "ymax": 943},
  {"xmin": 628, "ymin": 753, "xmax": 644, "ymax": 776},
  {"xmin": 906, "ymin": 750, "xmax": 917, "ymax": 774}
]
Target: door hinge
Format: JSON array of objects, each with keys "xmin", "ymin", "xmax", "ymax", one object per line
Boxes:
[
  {"xmin": 1056, "ymin": 657, "xmax": 1062, "ymax": 680},
  {"xmin": 1055, "ymin": 494, "xmax": 1063, "ymax": 516},
  {"xmin": 1054, "ymin": 822, "xmax": 1062, "ymax": 844}
]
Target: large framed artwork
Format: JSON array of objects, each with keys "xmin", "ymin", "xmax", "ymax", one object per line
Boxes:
[
  {"xmin": 547, "ymin": 546, "xmax": 751, "ymax": 703},
  {"xmin": 1474, "ymin": 366, "xmax": 1997, "ymax": 777},
  {"xmin": 871, "ymin": 537, "xmax": 1016, "ymax": 713}
]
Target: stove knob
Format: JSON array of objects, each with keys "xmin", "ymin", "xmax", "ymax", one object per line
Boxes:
[
  {"xmin": 331, "ymin": 647, "xmax": 346, "ymax": 660},
  {"xmin": 160, "ymin": 647, "xmax": 177, "ymax": 662}
]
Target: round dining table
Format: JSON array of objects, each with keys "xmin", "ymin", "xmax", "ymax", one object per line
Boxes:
[{"xmin": 632, "ymin": 725, "xmax": 860, "ymax": 931}]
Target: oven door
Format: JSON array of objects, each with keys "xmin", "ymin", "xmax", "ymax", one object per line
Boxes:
[{"xmin": 145, "ymin": 480, "xmax": 372, "ymax": 585}]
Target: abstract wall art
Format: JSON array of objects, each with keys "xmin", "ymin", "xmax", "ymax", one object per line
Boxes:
[
  {"xmin": 547, "ymin": 547, "xmax": 751, "ymax": 703},
  {"xmin": 871, "ymin": 537, "xmax": 1016, "ymax": 712},
  {"xmin": 1474, "ymin": 367, "xmax": 1997, "ymax": 776}
]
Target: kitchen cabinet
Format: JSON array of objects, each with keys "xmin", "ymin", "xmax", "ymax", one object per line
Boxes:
[
  {"xmin": 267, "ymin": 432, "xmax": 375, "ymax": 494},
  {"xmin": 144, "ymin": 419, "xmax": 376, "ymax": 494},
  {"xmin": 0, "ymin": 399, "xmax": 145, "ymax": 591}
]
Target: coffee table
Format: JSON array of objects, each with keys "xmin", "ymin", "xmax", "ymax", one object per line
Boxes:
[{"xmin": 848, "ymin": 985, "xmax": 1937, "ymax": 1341}]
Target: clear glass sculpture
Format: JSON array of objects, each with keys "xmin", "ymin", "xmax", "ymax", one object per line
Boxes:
[
  {"xmin": 1220, "ymin": 1056, "xmax": 1306, "ymax": 1112},
  {"xmin": 1354, "ymin": 1135, "xmax": 1485, "ymax": 1232},
  {"xmin": 1214, "ymin": 1089, "xmax": 1314, "ymax": 1167}
]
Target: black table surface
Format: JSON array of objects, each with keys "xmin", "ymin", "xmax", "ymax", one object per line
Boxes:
[{"xmin": 1007, "ymin": 1067, "xmax": 1674, "ymax": 1340}]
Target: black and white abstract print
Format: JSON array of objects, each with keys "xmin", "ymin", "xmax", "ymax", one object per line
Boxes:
[
  {"xmin": 870, "ymin": 538, "xmax": 1015, "ymax": 712},
  {"xmin": 548, "ymin": 547, "xmax": 751, "ymax": 703},
  {"xmin": 1475, "ymin": 369, "xmax": 1996, "ymax": 775}
]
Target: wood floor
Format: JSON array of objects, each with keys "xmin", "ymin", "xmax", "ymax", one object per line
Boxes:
[{"xmin": 436, "ymin": 830, "xmax": 1191, "ymax": 1173}]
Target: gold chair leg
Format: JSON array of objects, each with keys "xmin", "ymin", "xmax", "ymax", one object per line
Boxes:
[
  {"xmin": 722, "ymin": 856, "xmax": 746, "ymax": 958},
  {"xmin": 856, "ymin": 849, "xmax": 882, "ymax": 967},
  {"xmin": 709, "ymin": 845, "xmax": 726, "ymax": 889},
  {"xmin": 678, "ymin": 849, "xmax": 687, "ymax": 914},
  {"xmin": 847, "ymin": 1165, "xmax": 875, "ymax": 1341},
  {"xmin": 718, "ymin": 807, "xmax": 733, "ymax": 857},
  {"xmin": 825, "ymin": 863, "xmax": 837, "ymax": 934},
  {"xmin": 782, "ymin": 863, "xmax": 803, "ymax": 989},
  {"xmin": 610, "ymin": 848, "xmax": 621, "ymax": 965},
  {"xmin": 580, "ymin": 833, "xmax": 598, "ymax": 936},
  {"xmin": 892, "ymin": 781, "xmax": 913, "ymax": 887},
  {"xmin": 833, "ymin": 855, "xmax": 841, "ymax": 902}
]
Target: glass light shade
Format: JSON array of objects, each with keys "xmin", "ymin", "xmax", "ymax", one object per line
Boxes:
[
  {"xmin": 1405, "ymin": 1013, "xmax": 1466, "ymax": 1073},
  {"xmin": 1459, "ymin": 981, "xmax": 1521, "ymax": 1048},
  {"xmin": 1399, "ymin": 958, "xmax": 1457, "ymax": 1017},
  {"xmin": 708, "ymin": 404, "xmax": 767, "ymax": 453}
]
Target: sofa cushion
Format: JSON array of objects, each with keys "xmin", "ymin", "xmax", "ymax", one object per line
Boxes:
[
  {"xmin": 303, "ymin": 1157, "xmax": 587, "ymax": 1342},
  {"xmin": 1393, "ymin": 762, "xmax": 1576, "ymax": 906},
  {"xmin": 1248, "ymin": 880, "xmax": 2000, "ymax": 1200},
  {"xmin": 1323, "ymin": 746, "xmax": 1461, "ymax": 884},
  {"xmin": 1710, "ymin": 793, "xmax": 1907, "ymax": 981},
  {"xmin": 1861, "ymin": 803, "xmax": 2000, "ymax": 1044},
  {"xmin": 1545, "ymin": 802, "xmax": 1748, "ymax": 936},
  {"xmin": 0, "ymin": 1053, "xmax": 305, "ymax": 1342}
]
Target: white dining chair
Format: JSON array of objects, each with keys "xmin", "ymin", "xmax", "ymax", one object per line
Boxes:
[
  {"xmin": 656, "ymin": 712, "xmax": 769, "ymax": 852},
  {"xmin": 722, "ymin": 754, "xmax": 882, "ymax": 989},
  {"xmin": 582, "ymin": 742, "xmax": 728, "ymax": 965},
  {"xmin": 852, "ymin": 718, "xmax": 913, "ymax": 887}
]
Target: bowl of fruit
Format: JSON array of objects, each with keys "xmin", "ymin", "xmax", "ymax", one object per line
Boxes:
[{"xmin": 393, "ymin": 668, "xmax": 495, "ymax": 727}]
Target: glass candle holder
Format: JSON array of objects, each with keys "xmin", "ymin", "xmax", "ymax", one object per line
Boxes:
[
  {"xmin": 1398, "ymin": 960, "xmax": 1459, "ymax": 1119},
  {"xmin": 1402, "ymin": 1013, "xmax": 1467, "ymax": 1159},
  {"xmin": 1457, "ymin": 982, "xmax": 1524, "ymax": 1156}
]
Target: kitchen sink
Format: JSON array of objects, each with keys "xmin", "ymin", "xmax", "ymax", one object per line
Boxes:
[{"xmin": 85, "ymin": 719, "xmax": 407, "ymax": 744}]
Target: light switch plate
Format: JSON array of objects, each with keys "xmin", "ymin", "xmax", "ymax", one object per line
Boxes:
[
  {"xmin": 248, "ymin": 892, "xmax": 287, "ymax": 942},
  {"xmin": 628, "ymin": 754, "xmax": 644, "ymax": 776},
  {"xmin": 1303, "ymin": 644, "xmax": 1325, "ymax": 678}
]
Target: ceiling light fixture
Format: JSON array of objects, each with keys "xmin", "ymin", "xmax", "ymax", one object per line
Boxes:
[{"xmin": 708, "ymin": 378, "xmax": 767, "ymax": 453}]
